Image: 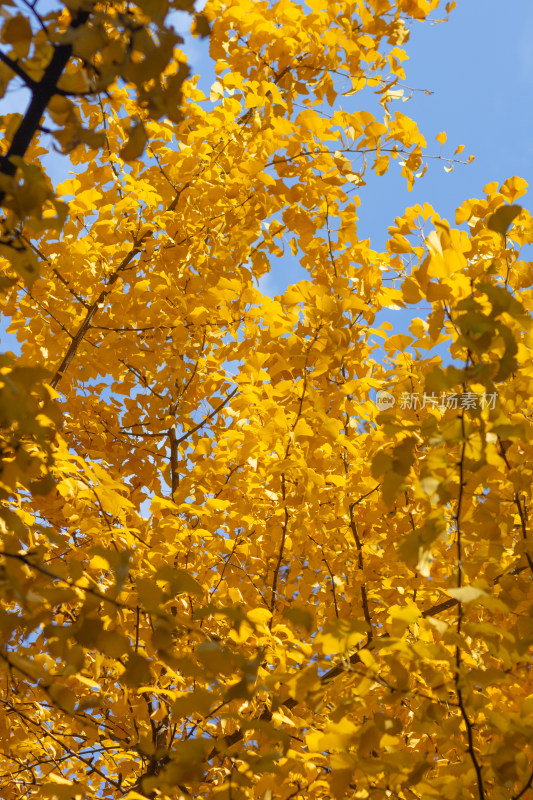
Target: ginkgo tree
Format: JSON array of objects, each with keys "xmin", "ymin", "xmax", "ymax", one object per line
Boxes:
[{"xmin": 1, "ymin": 1, "xmax": 533, "ymax": 799}]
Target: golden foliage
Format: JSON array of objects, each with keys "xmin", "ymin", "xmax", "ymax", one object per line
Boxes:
[{"xmin": 0, "ymin": 1, "xmax": 532, "ymax": 800}]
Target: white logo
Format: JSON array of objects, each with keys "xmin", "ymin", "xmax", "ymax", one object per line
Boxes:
[{"xmin": 375, "ymin": 390, "xmax": 396, "ymax": 411}]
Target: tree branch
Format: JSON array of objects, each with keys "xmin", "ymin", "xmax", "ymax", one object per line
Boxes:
[
  {"xmin": 0, "ymin": 9, "xmax": 90, "ymax": 203},
  {"xmin": 513, "ymin": 769, "xmax": 533, "ymax": 800},
  {"xmin": 0, "ymin": 50, "xmax": 37, "ymax": 90}
]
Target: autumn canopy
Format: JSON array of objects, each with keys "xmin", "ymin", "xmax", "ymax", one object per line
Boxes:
[{"xmin": 0, "ymin": 0, "xmax": 532, "ymax": 798}]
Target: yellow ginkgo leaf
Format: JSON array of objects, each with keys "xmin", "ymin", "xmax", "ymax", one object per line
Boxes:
[{"xmin": 119, "ymin": 122, "xmax": 148, "ymax": 162}]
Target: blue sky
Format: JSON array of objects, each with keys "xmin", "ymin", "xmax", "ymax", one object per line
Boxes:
[
  {"xmin": 357, "ymin": 0, "xmax": 533, "ymax": 352},
  {"xmin": 190, "ymin": 0, "xmax": 533, "ymax": 289},
  {"xmin": 356, "ymin": 0, "xmax": 533, "ymax": 249},
  {"xmin": 178, "ymin": 0, "xmax": 533, "ymax": 297}
]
